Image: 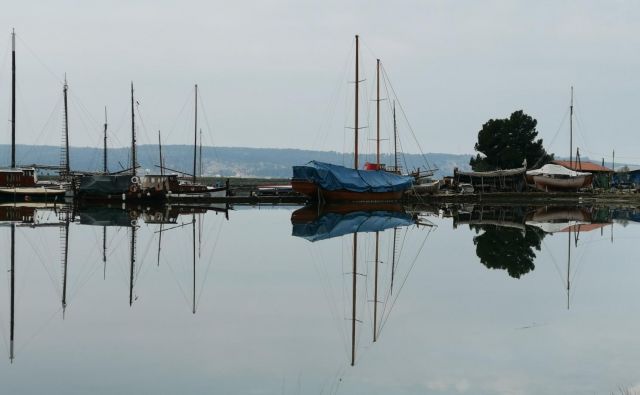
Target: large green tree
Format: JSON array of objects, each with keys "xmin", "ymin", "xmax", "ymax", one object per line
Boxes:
[{"xmin": 470, "ymin": 110, "xmax": 553, "ymax": 171}]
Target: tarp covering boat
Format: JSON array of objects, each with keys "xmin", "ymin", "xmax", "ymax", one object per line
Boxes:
[
  {"xmin": 292, "ymin": 161, "xmax": 413, "ymax": 193},
  {"xmin": 78, "ymin": 207, "xmax": 134, "ymax": 227},
  {"xmin": 526, "ymin": 164, "xmax": 591, "ymax": 178},
  {"xmin": 292, "ymin": 210, "xmax": 414, "ymax": 242},
  {"xmin": 77, "ymin": 175, "xmax": 133, "ymax": 196}
]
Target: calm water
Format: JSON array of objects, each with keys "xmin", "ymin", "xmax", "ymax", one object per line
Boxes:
[{"xmin": 0, "ymin": 203, "xmax": 639, "ymax": 394}]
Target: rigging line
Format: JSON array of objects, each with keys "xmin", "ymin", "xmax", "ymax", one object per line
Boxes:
[
  {"xmin": 313, "ymin": 40, "xmax": 354, "ymax": 151},
  {"xmin": 135, "ymin": 104, "xmax": 155, "ymax": 168},
  {"xmin": 19, "ymin": 229, "xmax": 62, "ymax": 297},
  {"xmin": 196, "ymin": 89, "xmax": 220, "ymax": 164},
  {"xmin": 381, "ymin": 64, "xmax": 433, "ymax": 171},
  {"xmin": 164, "ymin": 86, "xmax": 193, "ymax": 143},
  {"xmin": 378, "ymin": 227, "xmax": 433, "ymax": 336},
  {"xmin": 541, "ymin": 237, "xmax": 567, "ymax": 290},
  {"xmin": 16, "ymin": 305, "xmax": 63, "ymax": 354},
  {"xmin": 195, "ymin": 220, "xmax": 225, "ymax": 309},
  {"xmin": 19, "ymin": 96, "xmax": 62, "ymax": 161},
  {"xmin": 546, "ymin": 107, "xmax": 569, "ymax": 151},
  {"xmin": 308, "ymin": 245, "xmax": 349, "ymax": 356},
  {"xmin": 15, "ymin": 35, "xmax": 63, "ymax": 85},
  {"xmin": 134, "ymin": 225, "xmax": 157, "ymax": 281},
  {"xmin": 162, "ymin": 253, "xmax": 192, "ymax": 311}
]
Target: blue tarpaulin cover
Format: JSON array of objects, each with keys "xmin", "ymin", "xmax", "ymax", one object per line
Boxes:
[
  {"xmin": 292, "ymin": 210, "xmax": 415, "ymax": 242},
  {"xmin": 292, "ymin": 161, "xmax": 413, "ymax": 193}
]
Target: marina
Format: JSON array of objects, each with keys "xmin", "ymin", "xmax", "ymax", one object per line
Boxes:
[{"xmin": 3, "ymin": 2, "xmax": 640, "ymax": 392}]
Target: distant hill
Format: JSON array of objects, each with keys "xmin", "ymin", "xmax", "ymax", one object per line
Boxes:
[{"xmin": 0, "ymin": 144, "xmax": 473, "ymax": 178}]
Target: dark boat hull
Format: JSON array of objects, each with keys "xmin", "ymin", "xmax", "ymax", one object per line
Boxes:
[{"xmin": 291, "ymin": 179, "xmax": 405, "ymax": 202}]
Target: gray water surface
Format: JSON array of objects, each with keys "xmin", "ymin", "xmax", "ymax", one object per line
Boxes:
[{"xmin": 0, "ymin": 204, "xmax": 638, "ymax": 394}]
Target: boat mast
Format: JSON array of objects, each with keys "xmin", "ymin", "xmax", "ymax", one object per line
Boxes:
[
  {"xmin": 193, "ymin": 84, "xmax": 198, "ymax": 184},
  {"xmin": 373, "ymin": 58, "xmax": 381, "ymax": 342},
  {"xmin": 61, "ymin": 218, "xmax": 70, "ymax": 318},
  {"xmin": 62, "ymin": 75, "xmax": 70, "ymax": 178},
  {"xmin": 129, "ymin": 224, "xmax": 136, "ymax": 306},
  {"xmin": 103, "ymin": 225, "xmax": 107, "ymax": 280},
  {"xmin": 351, "ymin": 233, "xmax": 357, "ymax": 366},
  {"xmin": 192, "ymin": 214, "xmax": 196, "ymax": 314},
  {"xmin": 11, "ymin": 29, "xmax": 16, "ymax": 169},
  {"xmin": 567, "ymin": 228, "xmax": 571, "ymax": 310},
  {"xmin": 131, "ymin": 82, "xmax": 136, "ymax": 175},
  {"xmin": 158, "ymin": 130, "xmax": 164, "ymax": 176},
  {"xmin": 393, "ymin": 101, "xmax": 398, "ymax": 171},
  {"xmin": 373, "ymin": 231, "xmax": 379, "ymax": 342},
  {"xmin": 376, "ymin": 59, "xmax": 380, "ymax": 167},
  {"xmin": 354, "ymin": 35, "xmax": 359, "ymax": 170},
  {"xmin": 569, "ymin": 86, "xmax": 573, "ymax": 169},
  {"xmin": 103, "ymin": 107, "xmax": 108, "ymax": 173},
  {"xmin": 10, "ymin": 224, "xmax": 15, "ymax": 363}
]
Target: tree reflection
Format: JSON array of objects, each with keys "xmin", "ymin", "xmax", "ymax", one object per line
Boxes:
[{"xmin": 471, "ymin": 225, "xmax": 546, "ymax": 278}]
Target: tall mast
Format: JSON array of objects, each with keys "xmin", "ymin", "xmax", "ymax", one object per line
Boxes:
[
  {"xmin": 62, "ymin": 76, "xmax": 70, "ymax": 177},
  {"xmin": 131, "ymin": 82, "xmax": 136, "ymax": 175},
  {"xmin": 103, "ymin": 107, "xmax": 108, "ymax": 173},
  {"xmin": 569, "ymin": 86, "xmax": 573, "ymax": 169},
  {"xmin": 129, "ymin": 225, "xmax": 136, "ymax": 306},
  {"xmin": 376, "ymin": 59, "xmax": 380, "ymax": 166},
  {"xmin": 10, "ymin": 224, "xmax": 15, "ymax": 363},
  {"xmin": 11, "ymin": 29, "xmax": 16, "ymax": 169},
  {"xmin": 61, "ymin": 218, "xmax": 70, "ymax": 318},
  {"xmin": 193, "ymin": 84, "xmax": 198, "ymax": 183},
  {"xmin": 192, "ymin": 215, "xmax": 196, "ymax": 314},
  {"xmin": 393, "ymin": 101, "xmax": 398, "ymax": 171},
  {"xmin": 158, "ymin": 130, "xmax": 164, "ymax": 176},
  {"xmin": 373, "ymin": 231, "xmax": 379, "ymax": 342},
  {"xmin": 102, "ymin": 226, "xmax": 107, "ymax": 280},
  {"xmin": 567, "ymin": 228, "xmax": 571, "ymax": 310},
  {"xmin": 354, "ymin": 35, "xmax": 359, "ymax": 170},
  {"xmin": 351, "ymin": 233, "xmax": 357, "ymax": 366}
]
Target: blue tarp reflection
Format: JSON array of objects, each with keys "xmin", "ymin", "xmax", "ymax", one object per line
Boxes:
[{"xmin": 293, "ymin": 210, "xmax": 415, "ymax": 242}]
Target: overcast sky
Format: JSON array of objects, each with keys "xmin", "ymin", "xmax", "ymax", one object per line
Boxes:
[{"xmin": 2, "ymin": 0, "xmax": 639, "ymax": 162}]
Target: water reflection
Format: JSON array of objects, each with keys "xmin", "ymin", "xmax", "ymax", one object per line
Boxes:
[
  {"xmin": 292, "ymin": 204, "xmax": 435, "ymax": 366},
  {"xmin": 1, "ymin": 202, "xmax": 639, "ymax": 393}
]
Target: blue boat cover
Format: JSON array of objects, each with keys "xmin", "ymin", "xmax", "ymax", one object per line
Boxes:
[
  {"xmin": 293, "ymin": 210, "xmax": 414, "ymax": 242},
  {"xmin": 292, "ymin": 161, "xmax": 413, "ymax": 193}
]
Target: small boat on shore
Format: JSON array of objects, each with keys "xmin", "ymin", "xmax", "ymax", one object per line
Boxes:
[{"xmin": 526, "ymin": 164, "xmax": 593, "ymax": 192}]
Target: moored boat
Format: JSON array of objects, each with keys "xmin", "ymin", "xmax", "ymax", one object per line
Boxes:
[{"xmin": 291, "ymin": 36, "xmax": 414, "ymax": 203}]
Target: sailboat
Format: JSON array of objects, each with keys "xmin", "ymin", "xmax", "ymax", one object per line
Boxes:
[
  {"xmin": 292, "ymin": 36, "xmax": 414, "ymax": 203},
  {"xmin": 0, "ymin": 30, "xmax": 65, "ymax": 201},
  {"xmin": 160, "ymin": 84, "xmax": 228, "ymax": 199},
  {"xmin": 526, "ymin": 87, "xmax": 593, "ymax": 192}
]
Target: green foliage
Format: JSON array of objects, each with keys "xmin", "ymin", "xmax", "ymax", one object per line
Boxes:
[
  {"xmin": 472, "ymin": 225, "xmax": 546, "ymax": 279},
  {"xmin": 470, "ymin": 110, "xmax": 553, "ymax": 171}
]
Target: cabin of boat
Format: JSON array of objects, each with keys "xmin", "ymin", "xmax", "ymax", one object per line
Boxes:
[{"xmin": 0, "ymin": 168, "xmax": 37, "ymax": 188}]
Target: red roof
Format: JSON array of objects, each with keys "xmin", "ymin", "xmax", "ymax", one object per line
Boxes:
[
  {"xmin": 558, "ymin": 223, "xmax": 611, "ymax": 233},
  {"xmin": 552, "ymin": 160, "xmax": 613, "ymax": 172}
]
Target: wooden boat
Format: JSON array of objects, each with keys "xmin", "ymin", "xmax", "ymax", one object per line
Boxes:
[
  {"xmin": 526, "ymin": 164, "xmax": 593, "ymax": 192},
  {"xmin": 291, "ymin": 37, "xmax": 413, "ymax": 203}
]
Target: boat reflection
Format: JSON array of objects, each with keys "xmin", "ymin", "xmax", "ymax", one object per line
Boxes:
[
  {"xmin": 292, "ymin": 204, "xmax": 433, "ymax": 367},
  {"xmin": 1, "ymin": 201, "xmax": 230, "ymax": 363}
]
